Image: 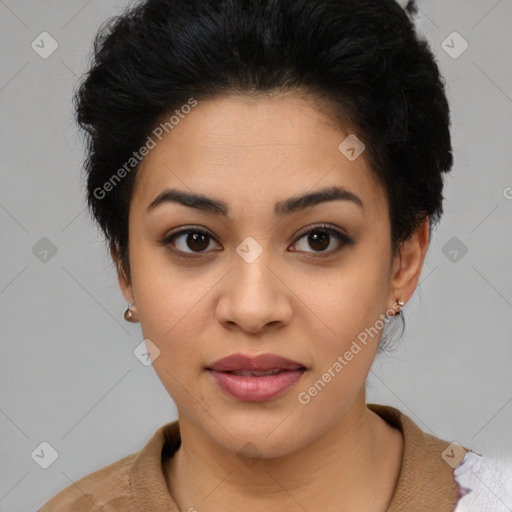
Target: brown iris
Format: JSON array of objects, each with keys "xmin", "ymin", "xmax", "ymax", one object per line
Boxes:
[
  {"xmin": 187, "ymin": 232, "xmax": 210, "ymax": 251},
  {"xmin": 307, "ymin": 230, "xmax": 330, "ymax": 252}
]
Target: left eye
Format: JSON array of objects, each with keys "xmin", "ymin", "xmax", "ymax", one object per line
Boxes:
[{"xmin": 290, "ymin": 226, "xmax": 352, "ymax": 256}]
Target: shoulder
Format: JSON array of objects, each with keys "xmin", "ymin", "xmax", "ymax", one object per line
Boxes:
[
  {"xmin": 37, "ymin": 420, "xmax": 181, "ymax": 512},
  {"xmin": 368, "ymin": 403, "xmax": 472, "ymax": 511},
  {"xmin": 37, "ymin": 452, "xmax": 139, "ymax": 512},
  {"xmin": 370, "ymin": 403, "xmax": 512, "ymax": 511}
]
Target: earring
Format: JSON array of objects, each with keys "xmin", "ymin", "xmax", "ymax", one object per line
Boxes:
[
  {"xmin": 393, "ymin": 299, "xmax": 405, "ymax": 316},
  {"xmin": 124, "ymin": 302, "xmax": 138, "ymax": 322}
]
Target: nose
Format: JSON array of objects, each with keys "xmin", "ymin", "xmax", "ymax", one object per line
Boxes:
[{"xmin": 215, "ymin": 246, "xmax": 293, "ymax": 335}]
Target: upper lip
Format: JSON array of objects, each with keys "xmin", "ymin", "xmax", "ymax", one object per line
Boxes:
[{"xmin": 207, "ymin": 353, "xmax": 306, "ymax": 372}]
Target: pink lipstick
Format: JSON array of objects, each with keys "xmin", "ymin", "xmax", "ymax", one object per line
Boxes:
[{"xmin": 207, "ymin": 353, "xmax": 306, "ymax": 402}]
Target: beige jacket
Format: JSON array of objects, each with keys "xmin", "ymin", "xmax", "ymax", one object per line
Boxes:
[{"xmin": 38, "ymin": 403, "xmax": 465, "ymax": 511}]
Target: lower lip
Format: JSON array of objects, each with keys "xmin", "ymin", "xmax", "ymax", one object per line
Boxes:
[{"xmin": 209, "ymin": 369, "xmax": 305, "ymax": 402}]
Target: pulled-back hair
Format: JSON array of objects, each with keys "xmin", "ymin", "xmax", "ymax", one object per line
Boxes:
[{"xmin": 74, "ymin": 0, "xmax": 453, "ymax": 286}]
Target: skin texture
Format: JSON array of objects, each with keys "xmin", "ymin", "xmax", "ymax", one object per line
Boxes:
[{"xmin": 112, "ymin": 93, "xmax": 430, "ymax": 511}]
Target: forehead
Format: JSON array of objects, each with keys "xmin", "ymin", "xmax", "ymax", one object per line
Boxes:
[{"xmin": 131, "ymin": 93, "xmax": 386, "ymax": 220}]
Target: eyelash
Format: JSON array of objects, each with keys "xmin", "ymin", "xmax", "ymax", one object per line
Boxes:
[{"xmin": 159, "ymin": 224, "xmax": 353, "ymax": 260}]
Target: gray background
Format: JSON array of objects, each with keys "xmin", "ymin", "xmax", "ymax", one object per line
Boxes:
[{"xmin": 0, "ymin": 0, "xmax": 511, "ymax": 510}]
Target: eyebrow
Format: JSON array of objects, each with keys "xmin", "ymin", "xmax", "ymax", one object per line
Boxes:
[{"xmin": 146, "ymin": 185, "xmax": 364, "ymax": 217}]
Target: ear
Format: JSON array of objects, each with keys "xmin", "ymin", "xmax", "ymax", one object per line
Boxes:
[
  {"xmin": 110, "ymin": 246, "xmax": 134, "ymax": 304},
  {"xmin": 389, "ymin": 218, "xmax": 430, "ymax": 306}
]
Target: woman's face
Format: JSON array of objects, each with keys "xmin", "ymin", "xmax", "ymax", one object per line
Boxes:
[{"xmin": 115, "ymin": 92, "xmax": 425, "ymax": 457}]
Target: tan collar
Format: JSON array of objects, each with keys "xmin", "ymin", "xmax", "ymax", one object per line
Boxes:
[
  {"xmin": 130, "ymin": 404, "xmax": 461, "ymax": 511},
  {"xmin": 368, "ymin": 403, "xmax": 461, "ymax": 511}
]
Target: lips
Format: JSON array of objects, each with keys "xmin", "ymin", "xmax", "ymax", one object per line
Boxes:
[
  {"xmin": 207, "ymin": 353, "xmax": 307, "ymax": 402},
  {"xmin": 207, "ymin": 353, "xmax": 306, "ymax": 372}
]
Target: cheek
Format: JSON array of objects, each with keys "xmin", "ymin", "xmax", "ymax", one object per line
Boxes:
[
  {"xmin": 294, "ymin": 270, "xmax": 389, "ymax": 416},
  {"xmin": 128, "ymin": 247, "xmax": 221, "ymax": 381},
  {"xmin": 302, "ymin": 248, "xmax": 390, "ymax": 338},
  {"xmin": 296, "ymin": 246, "xmax": 391, "ymax": 390},
  {"xmin": 129, "ymin": 239, "xmax": 205, "ymax": 327}
]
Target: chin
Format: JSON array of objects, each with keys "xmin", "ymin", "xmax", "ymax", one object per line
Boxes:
[{"xmin": 205, "ymin": 410, "xmax": 316, "ymax": 459}]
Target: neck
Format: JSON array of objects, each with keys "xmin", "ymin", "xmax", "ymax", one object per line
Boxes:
[{"xmin": 164, "ymin": 393, "xmax": 403, "ymax": 512}]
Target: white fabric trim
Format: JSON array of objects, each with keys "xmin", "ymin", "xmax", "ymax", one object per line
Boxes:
[{"xmin": 453, "ymin": 452, "xmax": 512, "ymax": 512}]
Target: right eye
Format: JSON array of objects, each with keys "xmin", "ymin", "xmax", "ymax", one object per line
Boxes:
[{"xmin": 159, "ymin": 227, "xmax": 222, "ymax": 259}]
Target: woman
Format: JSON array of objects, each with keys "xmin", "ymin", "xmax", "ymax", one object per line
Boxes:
[{"xmin": 38, "ymin": 0, "xmax": 511, "ymax": 510}]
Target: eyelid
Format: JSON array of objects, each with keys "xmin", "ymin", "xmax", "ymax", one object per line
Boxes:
[
  {"xmin": 160, "ymin": 223, "xmax": 352, "ymax": 258},
  {"xmin": 293, "ymin": 223, "xmax": 350, "ymax": 242}
]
